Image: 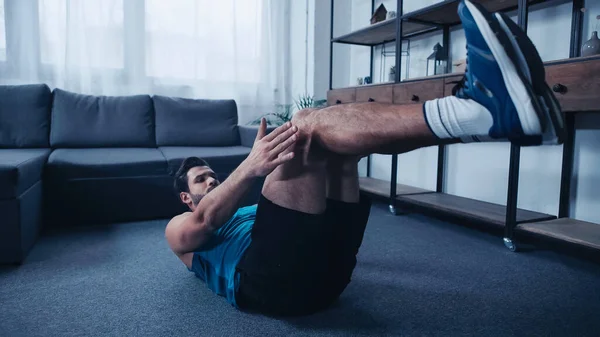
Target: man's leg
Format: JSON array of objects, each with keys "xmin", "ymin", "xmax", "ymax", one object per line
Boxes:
[
  {"xmin": 291, "ymin": 0, "xmax": 565, "ymax": 158},
  {"xmin": 293, "ymin": 103, "xmax": 445, "ymax": 157},
  {"xmin": 261, "ymin": 117, "xmax": 329, "ymax": 214},
  {"xmin": 238, "ymin": 121, "xmax": 341, "ymax": 316},
  {"xmin": 261, "ymin": 105, "xmax": 441, "ymax": 214},
  {"xmin": 326, "ymin": 154, "xmax": 360, "ymax": 204},
  {"xmin": 324, "ymin": 155, "xmax": 371, "ymax": 302}
]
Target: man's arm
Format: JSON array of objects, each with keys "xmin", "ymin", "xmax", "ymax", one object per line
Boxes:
[{"xmin": 167, "ymin": 119, "xmax": 298, "ymax": 255}]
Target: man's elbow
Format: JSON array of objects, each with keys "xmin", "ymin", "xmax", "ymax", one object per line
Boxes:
[{"xmin": 179, "ymin": 220, "xmax": 212, "ymax": 252}]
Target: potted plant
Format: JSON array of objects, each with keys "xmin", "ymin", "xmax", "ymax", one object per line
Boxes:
[
  {"xmin": 389, "ymin": 65, "xmax": 396, "ymax": 82},
  {"xmin": 248, "ymin": 104, "xmax": 294, "ymax": 126},
  {"xmin": 249, "ymin": 94, "xmax": 327, "ymax": 126}
]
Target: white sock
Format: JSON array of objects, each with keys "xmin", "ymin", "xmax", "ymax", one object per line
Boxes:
[{"xmin": 424, "ymin": 96, "xmax": 494, "ymax": 142}]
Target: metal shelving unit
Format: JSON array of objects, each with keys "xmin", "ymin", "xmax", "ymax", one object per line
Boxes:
[{"xmin": 329, "ymin": 0, "xmax": 600, "ymax": 253}]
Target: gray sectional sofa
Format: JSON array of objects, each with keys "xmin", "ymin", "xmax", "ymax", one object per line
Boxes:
[{"xmin": 0, "ymin": 84, "xmax": 267, "ymax": 264}]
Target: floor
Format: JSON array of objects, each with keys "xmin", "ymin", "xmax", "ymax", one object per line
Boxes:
[{"xmin": 1, "ymin": 203, "xmax": 600, "ymax": 337}]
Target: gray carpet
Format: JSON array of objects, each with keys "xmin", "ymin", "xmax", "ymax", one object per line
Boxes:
[{"xmin": 1, "ymin": 203, "xmax": 600, "ymax": 337}]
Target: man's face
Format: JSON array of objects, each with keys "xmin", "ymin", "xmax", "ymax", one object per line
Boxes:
[{"xmin": 182, "ymin": 166, "xmax": 220, "ymax": 209}]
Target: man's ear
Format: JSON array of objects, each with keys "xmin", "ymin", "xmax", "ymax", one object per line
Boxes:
[{"xmin": 180, "ymin": 192, "xmax": 191, "ymax": 205}]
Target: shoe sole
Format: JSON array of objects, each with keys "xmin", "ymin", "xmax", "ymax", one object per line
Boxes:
[
  {"xmin": 495, "ymin": 12, "xmax": 566, "ymax": 145},
  {"xmin": 464, "ymin": 0, "xmax": 565, "ymax": 145}
]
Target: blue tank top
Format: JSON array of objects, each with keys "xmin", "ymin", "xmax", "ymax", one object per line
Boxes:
[{"xmin": 187, "ymin": 205, "xmax": 256, "ymax": 308}]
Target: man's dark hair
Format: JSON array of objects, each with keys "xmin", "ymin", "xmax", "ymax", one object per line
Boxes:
[{"xmin": 174, "ymin": 157, "xmax": 210, "ymax": 194}]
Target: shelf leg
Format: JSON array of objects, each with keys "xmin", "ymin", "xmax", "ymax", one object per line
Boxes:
[
  {"xmin": 504, "ymin": 143, "xmax": 521, "ymax": 251},
  {"xmin": 328, "ymin": 0, "xmax": 334, "ymax": 91},
  {"xmin": 436, "ymin": 145, "xmax": 445, "ymax": 193},
  {"xmin": 390, "ymin": 154, "xmax": 398, "ymax": 215},
  {"xmin": 559, "ymin": 113, "xmax": 576, "ymax": 218},
  {"xmin": 503, "ymin": 0, "xmax": 528, "ymax": 252}
]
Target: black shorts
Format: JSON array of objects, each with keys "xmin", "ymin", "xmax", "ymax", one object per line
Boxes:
[{"xmin": 235, "ymin": 193, "xmax": 372, "ymax": 316}]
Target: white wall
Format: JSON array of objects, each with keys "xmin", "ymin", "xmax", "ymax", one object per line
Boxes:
[
  {"xmin": 314, "ymin": 0, "xmax": 600, "ymax": 223},
  {"xmin": 331, "ymin": 0, "xmax": 353, "ymax": 89},
  {"xmin": 403, "ymin": 0, "xmax": 442, "ymax": 14}
]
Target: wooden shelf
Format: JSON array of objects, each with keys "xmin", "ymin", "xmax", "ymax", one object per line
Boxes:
[
  {"xmin": 396, "ymin": 193, "xmax": 556, "ymax": 227},
  {"xmin": 333, "ymin": 19, "xmax": 397, "ymax": 46},
  {"xmin": 544, "ymin": 54, "xmax": 600, "ymax": 66},
  {"xmin": 333, "ymin": 0, "xmax": 550, "ymax": 46},
  {"xmin": 401, "ymin": 20, "xmax": 438, "ymax": 38},
  {"xmin": 332, "ymin": 19, "xmax": 434, "ymax": 46},
  {"xmin": 353, "ymin": 81, "xmax": 395, "ymax": 88},
  {"xmin": 333, "ymin": 73, "xmax": 456, "ymax": 91},
  {"xmin": 520, "ymin": 218, "xmax": 600, "ymax": 251},
  {"xmin": 402, "ymin": 0, "xmax": 548, "ymax": 28},
  {"xmin": 398, "ymin": 72, "xmax": 458, "ymax": 83},
  {"xmin": 359, "ymin": 177, "xmax": 432, "ymax": 198}
]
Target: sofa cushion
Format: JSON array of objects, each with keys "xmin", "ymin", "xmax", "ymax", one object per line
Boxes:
[
  {"xmin": 0, "ymin": 149, "xmax": 50, "ymax": 199},
  {"xmin": 238, "ymin": 125, "xmax": 277, "ymax": 147},
  {"xmin": 50, "ymin": 89, "xmax": 155, "ymax": 148},
  {"xmin": 153, "ymin": 96, "xmax": 239, "ymax": 147},
  {"xmin": 47, "ymin": 148, "xmax": 168, "ymax": 180},
  {"xmin": 159, "ymin": 146, "xmax": 251, "ymax": 177},
  {"xmin": 0, "ymin": 84, "xmax": 52, "ymax": 148}
]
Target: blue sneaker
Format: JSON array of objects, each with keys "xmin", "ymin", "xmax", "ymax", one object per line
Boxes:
[{"xmin": 453, "ymin": 0, "xmax": 565, "ymax": 145}]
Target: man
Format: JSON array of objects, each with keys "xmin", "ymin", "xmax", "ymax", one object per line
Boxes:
[{"xmin": 165, "ymin": 1, "xmax": 565, "ymax": 317}]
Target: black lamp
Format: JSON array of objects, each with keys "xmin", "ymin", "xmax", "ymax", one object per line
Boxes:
[{"xmin": 426, "ymin": 43, "xmax": 448, "ymax": 76}]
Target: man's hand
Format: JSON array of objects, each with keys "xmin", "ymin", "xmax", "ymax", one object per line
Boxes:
[{"xmin": 243, "ymin": 118, "xmax": 298, "ymax": 177}]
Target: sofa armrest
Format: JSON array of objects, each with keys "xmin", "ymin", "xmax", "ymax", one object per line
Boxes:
[{"xmin": 239, "ymin": 125, "xmax": 277, "ymax": 147}]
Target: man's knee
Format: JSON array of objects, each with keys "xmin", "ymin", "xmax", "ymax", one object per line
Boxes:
[
  {"xmin": 291, "ymin": 108, "xmax": 324, "ymax": 161},
  {"xmin": 292, "ymin": 108, "xmax": 318, "ymax": 136}
]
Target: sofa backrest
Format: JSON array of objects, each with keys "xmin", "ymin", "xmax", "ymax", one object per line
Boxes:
[
  {"xmin": 50, "ymin": 89, "xmax": 155, "ymax": 148},
  {"xmin": 0, "ymin": 84, "xmax": 52, "ymax": 148},
  {"xmin": 153, "ymin": 96, "xmax": 239, "ymax": 147}
]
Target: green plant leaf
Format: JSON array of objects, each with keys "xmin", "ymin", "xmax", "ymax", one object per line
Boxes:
[
  {"xmin": 295, "ymin": 94, "xmax": 316, "ymax": 111},
  {"xmin": 313, "ymin": 99, "xmax": 327, "ymax": 108}
]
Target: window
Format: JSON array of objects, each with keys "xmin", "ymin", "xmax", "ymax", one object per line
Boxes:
[
  {"xmin": 38, "ymin": 0, "xmax": 124, "ymax": 69},
  {"xmin": 0, "ymin": 0, "xmax": 6, "ymax": 61},
  {"xmin": 4, "ymin": 0, "xmax": 269, "ymax": 87},
  {"xmin": 145, "ymin": 0, "xmax": 262, "ymax": 83}
]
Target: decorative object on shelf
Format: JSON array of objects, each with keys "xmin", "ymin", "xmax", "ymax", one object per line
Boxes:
[
  {"xmin": 370, "ymin": 4, "xmax": 387, "ymax": 25},
  {"xmin": 389, "ymin": 65, "xmax": 396, "ymax": 82},
  {"xmin": 426, "ymin": 43, "xmax": 448, "ymax": 76},
  {"xmin": 582, "ymin": 31, "xmax": 600, "ymax": 57},
  {"xmin": 387, "ymin": 11, "xmax": 397, "ymax": 20},
  {"xmin": 580, "ymin": 10, "xmax": 600, "ymax": 57},
  {"xmin": 379, "ymin": 40, "xmax": 410, "ymax": 81},
  {"xmin": 364, "ymin": 76, "xmax": 372, "ymax": 85},
  {"xmin": 357, "ymin": 77, "xmax": 364, "ymax": 85}
]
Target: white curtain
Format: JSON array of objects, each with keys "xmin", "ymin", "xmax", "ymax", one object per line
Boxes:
[{"xmin": 0, "ymin": 0, "xmax": 292, "ymax": 123}]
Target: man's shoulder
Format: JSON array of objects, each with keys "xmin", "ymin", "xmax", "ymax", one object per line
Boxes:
[
  {"xmin": 171, "ymin": 212, "xmax": 191, "ymax": 222},
  {"xmin": 165, "ymin": 212, "xmax": 195, "ymax": 267},
  {"xmin": 166, "ymin": 212, "xmax": 192, "ymax": 231}
]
